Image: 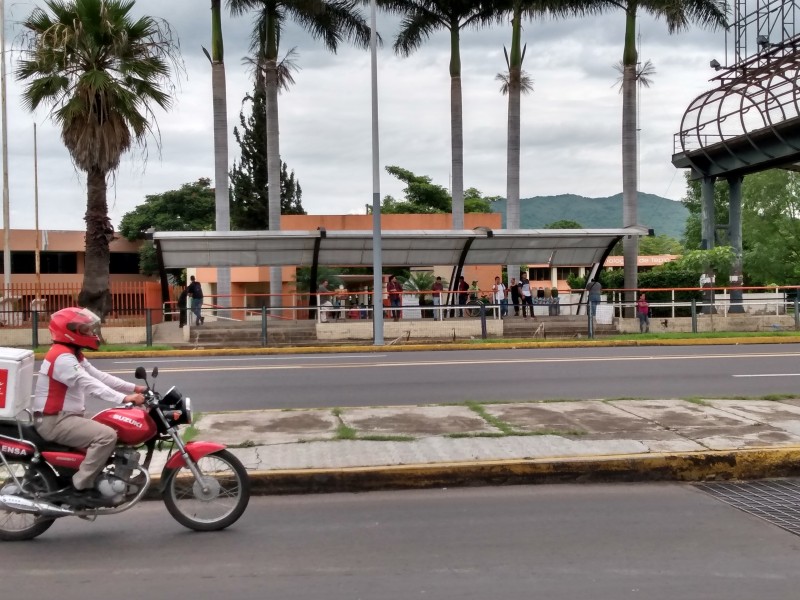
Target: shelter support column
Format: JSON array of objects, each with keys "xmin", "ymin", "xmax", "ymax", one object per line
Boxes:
[
  {"xmin": 728, "ymin": 175, "xmax": 744, "ymax": 313},
  {"xmin": 701, "ymin": 176, "xmax": 716, "ymax": 314}
]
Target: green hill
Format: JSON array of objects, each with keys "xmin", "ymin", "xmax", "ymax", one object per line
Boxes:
[{"xmin": 491, "ymin": 193, "xmax": 688, "ymax": 240}]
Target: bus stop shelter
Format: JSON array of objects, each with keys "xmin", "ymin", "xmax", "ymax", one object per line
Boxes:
[{"xmin": 153, "ymin": 226, "xmax": 651, "ymax": 305}]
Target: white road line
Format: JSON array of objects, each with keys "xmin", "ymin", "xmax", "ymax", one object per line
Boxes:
[
  {"xmin": 112, "ymin": 354, "xmax": 388, "ymax": 364},
  {"xmin": 732, "ymin": 373, "xmax": 800, "ymax": 378}
]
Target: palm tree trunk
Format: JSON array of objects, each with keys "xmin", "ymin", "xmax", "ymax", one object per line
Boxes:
[
  {"xmin": 78, "ymin": 167, "xmax": 112, "ymax": 317},
  {"xmin": 621, "ymin": 9, "xmax": 638, "ymax": 316},
  {"xmin": 264, "ymin": 11, "xmax": 283, "ymax": 308},
  {"xmin": 450, "ymin": 26, "xmax": 464, "ymax": 230},
  {"xmin": 211, "ymin": 0, "xmax": 231, "ymax": 312},
  {"xmin": 506, "ymin": 3, "xmax": 523, "ymax": 284}
]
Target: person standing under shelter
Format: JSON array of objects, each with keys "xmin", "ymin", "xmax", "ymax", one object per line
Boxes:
[
  {"xmin": 387, "ymin": 275, "xmax": 403, "ymax": 321},
  {"xmin": 177, "ymin": 286, "xmax": 188, "ymax": 328},
  {"xmin": 637, "ymin": 293, "xmax": 650, "ymax": 333},
  {"xmin": 520, "ymin": 274, "xmax": 534, "ymax": 319},
  {"xmin": 187, "ymin": 275, "xmax": 204, "ymax": 325},
  {"xmin": 586, "ymin": 279, "xmax": 602, "ymax": 317},
  {"xmin": 432, "ymin": 276, "xmax": 444, "ymax": 321},
  {"xmin": 509, "ymin": 277, "xmax": 521, "ymax": 317},
  {"xmin": 318, "ymin": 279, "xmax": 332, "ymax": 322},
  {"xmin": 492, "ymin": 276, "xmax": 507, "ymax": 318},
  {"xmin": 457, "ymin": 276, "xmax": 469, "ymax": 317}
]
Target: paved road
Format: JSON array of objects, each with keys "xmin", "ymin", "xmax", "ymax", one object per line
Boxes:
[
  {"xmin": 4, "ymin": 484, "xmax": 798, "ymax": 599},
  {"xmin": 85, "ymin": 344, "xmax": 800, "ymax": 411}
]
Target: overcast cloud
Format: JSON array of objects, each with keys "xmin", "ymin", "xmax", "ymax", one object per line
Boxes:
[{"xmin": 1, "ymin": 1, "xmax": 730, "ymax": 232}]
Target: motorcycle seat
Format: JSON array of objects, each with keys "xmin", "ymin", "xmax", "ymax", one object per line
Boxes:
[{"xmin": 0, "ymin": 421, "xmax": 74, "ymax": 453}]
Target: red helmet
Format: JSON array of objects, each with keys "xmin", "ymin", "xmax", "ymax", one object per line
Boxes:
[{"xmin": 49, "ymin": 307, "xmax": 101, "ymax": 350}]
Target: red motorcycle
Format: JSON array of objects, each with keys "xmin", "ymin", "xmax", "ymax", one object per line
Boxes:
[{"xmin": 0, "ymin": 366, "xmax": 250, "ymax": 541}]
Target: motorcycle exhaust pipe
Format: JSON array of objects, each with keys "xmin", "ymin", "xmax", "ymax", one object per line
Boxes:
[{"xmin": 0, "ymin": 494, "xmax": 76, "ymax": 518}]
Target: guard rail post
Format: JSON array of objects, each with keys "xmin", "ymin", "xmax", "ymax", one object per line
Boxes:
[
  {"xmin": 32, "ymin": 311, "xmax": 39, "ymax": 349},
  {"xmin": 261, "ymin": 305, "xmax": 268, "ymax": 346},
  {"xmin": 691, "ymin": 299, "xmax": 697, "ymax": 333},
  {"xmin": 587, "ymin": 306, "xmax": 594, "ymax": 339},
  {"xmin": 145, "ymin": 309, "xmax": 153, "ymax": 347},
  {"xmin": 795, "ymin": 294, "xmax": 799, "ymax": 330},
  {"xmin": 480, "ymin": 303, "xmax": 487, "ymax": 339}
]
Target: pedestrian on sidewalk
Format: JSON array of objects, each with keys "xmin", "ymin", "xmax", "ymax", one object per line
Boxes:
[
  {"xmin": 586, "ymin": 279, "xmax": 602, "ymax": 317},
  {"xmin": 637, "ymin": 293, "xmax": 650, "ymax": 333},
  {"xmin": 187, "ymin": 275, "xmax": 204, "ymax": 326},
  {"xmin": 457, "ymin": 276, "xmax": 469, "ymax": 317}
]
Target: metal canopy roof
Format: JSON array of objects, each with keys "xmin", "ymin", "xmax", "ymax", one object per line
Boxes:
[{"xmin": 153, "ymin": 227, "xmax": 650, "ymax": 269}]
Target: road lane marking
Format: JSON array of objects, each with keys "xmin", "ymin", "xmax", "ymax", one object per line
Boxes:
[
  {"xmin": 113, "ymin": 354, "xmax": 388, "ymax": 364},
  {"xmin": 733, "ymin": 373, "xmax": 800, "ymax": 378}
]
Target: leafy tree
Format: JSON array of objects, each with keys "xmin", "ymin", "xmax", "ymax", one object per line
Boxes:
[
  {"xmin": 379, "ymin": 166, "xmax": 492, "ymax": 214},
  {"xmin": 230, "ymin": 87, "xmax": 305, "ymax": 229},
  {"xmin": 292, "ymin": 267, "xmax": 343, "ymax": 293},
  {"xmin": 545, "ymin": 220, "xmax": 584, "ymax": 229},
  {"xmin": 16, "ymin": 0, "xmax": 180, "ymax": 317},
  {"xmin": 609, "ymin": 233, "xmax": 684, "ymax": 256},
  {"xmin": 682, "ymin": 169, "xmax": 800, "ymax": 285},
  {"xmin": 119, "ymin": 179, "xmax": 216, "ymax": 276}
]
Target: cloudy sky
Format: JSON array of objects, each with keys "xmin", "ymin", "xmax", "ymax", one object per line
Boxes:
[{"xmin": 1, "ymin": 0, "xmax": 732, "ymax": 232}]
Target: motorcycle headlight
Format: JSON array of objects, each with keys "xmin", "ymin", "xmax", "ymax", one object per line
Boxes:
[{"xmin": 184, "ymin": 397, "xmax": 193, "ymax": 425}]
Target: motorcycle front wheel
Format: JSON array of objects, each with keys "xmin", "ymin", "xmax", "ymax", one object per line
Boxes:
[
  {"xmin": 0, "ymin": 460, "xmax": 57, "ymax": 541},
  {"xmin": 161, "ymin": 449, "xmax": 250, "ymax": 531}
]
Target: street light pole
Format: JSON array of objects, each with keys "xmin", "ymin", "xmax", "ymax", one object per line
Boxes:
[
  {"xmin": 0, "ymin": 0, "xmax": 10, "ymax": 292},
  {"xmin": 370, "ymin": 0, "xmax": 384, "ymax": 345}
]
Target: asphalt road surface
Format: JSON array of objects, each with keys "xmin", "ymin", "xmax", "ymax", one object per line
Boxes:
[
  {"xmin": 82, "ymin": 344, "xmax": 800, "ymax": 411},
  {"xmin": 4, "ymin": 484, "xmax": 798, "ymax": 600}
]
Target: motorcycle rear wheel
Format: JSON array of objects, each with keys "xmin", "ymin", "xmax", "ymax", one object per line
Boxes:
[
  {"xmin": 0, "ymin": 460, "xmax": 57, "ymax": 541},
  {"xmin": 161, "ymin": 449, "xmax": 250, "ymax": 531}
]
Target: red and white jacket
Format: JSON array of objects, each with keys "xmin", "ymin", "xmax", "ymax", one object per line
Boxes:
[{"xmin": 33, "ymin": 345, "xmax": 136, "ymax": 415}]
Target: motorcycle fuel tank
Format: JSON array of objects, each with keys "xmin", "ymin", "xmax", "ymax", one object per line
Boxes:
[{"xmin": 92, "ymin": 408, "xmax": 157, "ymax": 445}]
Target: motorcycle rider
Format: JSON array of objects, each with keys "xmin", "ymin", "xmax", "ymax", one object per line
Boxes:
[{"xmin": 32, "ymin": 307, "xmax": 146, "ymax": 504}]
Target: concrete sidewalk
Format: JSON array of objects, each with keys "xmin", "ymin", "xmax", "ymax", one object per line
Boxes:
[{"xmin": 186, "ymin": 397, "xmax": 800, "ymax": 494}]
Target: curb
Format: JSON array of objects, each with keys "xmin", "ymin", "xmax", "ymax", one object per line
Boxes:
[
  {"xmin": 48, "ymin": 334, "xmax": 800, "ymax": 360},
  {"xmin": 242, "ymin": 447, "xmax": 800, "ymax": 495}
]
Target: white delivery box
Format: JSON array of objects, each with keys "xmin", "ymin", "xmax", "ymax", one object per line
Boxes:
[{"xmin": 0, "ymin": 347, "xmax": 35, "ymax": 420}]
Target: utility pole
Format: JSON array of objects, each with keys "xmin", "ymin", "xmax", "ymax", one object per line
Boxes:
[
  {"xmin": 370, "ymin": 0, "xmax": 384, "ymax": 345},
  {"xmin": 1, "ymin": 0, "xmax": 11, "ymax": 292}
]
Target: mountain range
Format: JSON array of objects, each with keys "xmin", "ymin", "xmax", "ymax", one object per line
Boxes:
[{"xmin": 490, "ymin": 193, "xmax": 689, "ymax": 240}]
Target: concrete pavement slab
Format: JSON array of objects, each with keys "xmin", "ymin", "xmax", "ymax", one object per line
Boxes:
[
  {"xmin": 674, "ymin": 425, "xmax": 800, "ymax": 450},
  {"xmin": 197, "ymin": 409, "xmax": 339, "ymax": 445},
  {"xmin": 705, "ymin": 399, "xmax": 800, "ymax": 423},
  {"xmin": 608, "ymin": 399, "xmax": 759, "ymax": 428},
  {"xmin": 339, "ymin": 405, "xmax": 498, "ymax": 436}
]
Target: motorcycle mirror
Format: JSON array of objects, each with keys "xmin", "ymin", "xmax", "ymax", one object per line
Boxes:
[
  {"xmin": 152, "ymin": 367, "xmax": 159, "ymax": 379},
  {"xmin": 134, "ymin": 367, "xmax": 147, "ymax": 380}
]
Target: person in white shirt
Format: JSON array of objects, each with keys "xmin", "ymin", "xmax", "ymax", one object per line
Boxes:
[
  {"xmin": 520, "ymin": 275, "xmax": 534, "ymax": 318},
  {"xmin": 492, "ymin": 276, "xmax": 508, "ymax": 318}
]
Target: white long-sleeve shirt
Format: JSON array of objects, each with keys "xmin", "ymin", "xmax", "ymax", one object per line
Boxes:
[{"xmin": 33, "ymin": 346, "xmax": 136, "ymax": 415}]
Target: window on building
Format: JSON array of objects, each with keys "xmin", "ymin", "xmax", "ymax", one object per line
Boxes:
[
  {"xmin": 528, "ymin": 267, "xmax": 550, "ymax": 281},
  {"xmin": 0, "ymin": 251, "xmax": 78, "ymax": 274},
  {"xmin": 556, "ymin": 267, "xmax": 580, "ymax": 280}
]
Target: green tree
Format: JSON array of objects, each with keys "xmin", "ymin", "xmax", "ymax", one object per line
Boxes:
[
  {"xmin": 545, "ymin": 219, "xmax": 584, "ymax": 229},
  {"xmin": 119, "ymin": 179, "xmax": 216, "ymax": 276},
  {"xmin": 16, "ymin": 0, "xmax": 180, "ymax": 317},
  {"xmin": 230, "ymin": 87, "xmax": 305, "ymax": 229},
  {"xmin": 379, "ymin": 166, "xmax": 492, "ymax": 214},
  {"xmin": 228, "ymin": 0, "xmax": 372, "ymax": 306},
  {"xmin": 682, "ymin": 169, "xmax": 800, "ymax": 285},
  {"xmin": 383, "ymin": 1, "xmax": 501, "ymax": 230}
]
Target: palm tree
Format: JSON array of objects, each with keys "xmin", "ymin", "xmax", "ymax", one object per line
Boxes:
[
  {"xmin": 608, "ymin": 0, "xmax": 726, "ymax": 310},
  {"xmin": 382, "ymin": 1, "xmax": 501, "ymax": 230},
  {"xmin": 228, "ymin": 0, "xmax": 372, "ymax": 308},
  {"xmin": 208, "ymin": 0, "xmax": 231, "ymax": 310},
  {"xmin": 16, "ymin": 0, "xmax": 179, "ymax": 317}
]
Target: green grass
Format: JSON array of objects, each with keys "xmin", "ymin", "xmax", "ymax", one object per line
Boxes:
[
  {"xmin": 465, "ymin": 400, "xmax": 516, "ymax": 435},
  {"xmin": 334, "ymin": 423, "xmax": 357, "ymax": 440},
  {"xmin": 683, "ymin": 397, "xmax": 710, "ymax": 407}
]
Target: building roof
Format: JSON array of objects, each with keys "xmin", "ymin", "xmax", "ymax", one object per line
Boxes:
[{"xmin": 154, "ymin": 227, "xmax": 651, "ymax": 269}]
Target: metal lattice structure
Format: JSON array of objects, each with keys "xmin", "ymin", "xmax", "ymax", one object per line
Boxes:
[{"xmin": 673, "ymin": 1, "xmax": 800, "ymax": 178}]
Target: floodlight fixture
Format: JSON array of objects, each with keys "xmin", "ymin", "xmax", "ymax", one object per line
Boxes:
[{"xmin": 710, "ymin": 59, "xmax": 723, "ymax": 71}]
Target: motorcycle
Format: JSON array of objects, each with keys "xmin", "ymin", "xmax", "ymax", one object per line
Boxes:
[{"xmin": 0, "ymin": 366, "xmax": 250, "ymax": 541}]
